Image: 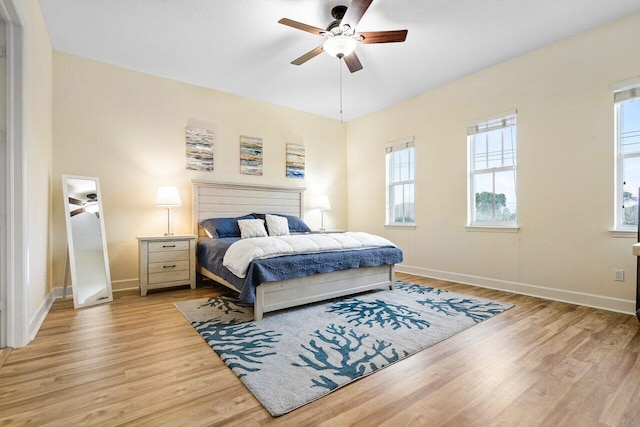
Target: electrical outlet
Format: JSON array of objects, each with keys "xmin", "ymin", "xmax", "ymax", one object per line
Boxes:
[{"xmin": 614, "ymin": 269, "xmax": 624, "ymax": 282}]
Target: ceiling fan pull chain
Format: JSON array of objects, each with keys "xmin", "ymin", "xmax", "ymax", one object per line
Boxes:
[{"xmin": 339, "ymin": 57, "xmax": 344, "ymax": 122}]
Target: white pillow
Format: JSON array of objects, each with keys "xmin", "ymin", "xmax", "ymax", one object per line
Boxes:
[
  {"xmin": 266, "ymin": 214, "xmax": 290, "ymax": 236},
  {"xmin": 237, "ymin": 219, "xmax": 268, "ymax": 239}
]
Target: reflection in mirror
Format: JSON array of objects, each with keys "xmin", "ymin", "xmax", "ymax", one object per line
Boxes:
[{"xmin": 62, "ymin": 175, "xmax": 113, "ymax": 308}]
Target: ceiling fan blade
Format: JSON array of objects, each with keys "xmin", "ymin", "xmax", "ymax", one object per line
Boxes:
[
  {"xmin": 341, "ymin": 0, "xmax": 373, "ymax": 30},
  {"xmin": 70, "ymin": 207, "xmax": 85, "ymax": 217},
  {"xmin": 343, "ymin": 51, "xmax": 363, "ymax": 73},
  {"xmin": 359, "ymin": 29, "xmax": 408, "ymax": 44},
  {"xmin": 278, "ymin": 18, "xmax": 325, "ymax": 36},
  {"xmin": 69, "ymin": 197, "xmax": 84, "ymax": 206},
  {"xmin": 291, "ymin": 45, "xmax": 324, "ymax": 66}
]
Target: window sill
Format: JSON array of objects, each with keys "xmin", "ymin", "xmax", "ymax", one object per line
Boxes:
[
  {"xmin": 609, "ymin": 230, "xmax": 637, "ymax": 238},
  {"xmin": 465, "ymin": 226, "xmax": 520, "ymax": 233},
  {"xmin": 385, "ymin": 224, "xmax": 416, "ymax": 230}
]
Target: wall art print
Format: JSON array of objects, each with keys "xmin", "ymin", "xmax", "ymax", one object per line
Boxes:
[
  {"xmin": 185, "ymin": 127, "xmax": 214, "ymax": 171},
  {"xmin": 286, "ymin": 143, "xmax": 305, "ymax": 179},
  {"xmin": 240, "ymin": 135, "xmax": 263, "ymax": 176}
]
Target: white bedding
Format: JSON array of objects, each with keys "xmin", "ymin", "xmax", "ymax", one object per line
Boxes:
[{"xmin": 223, "ymin": 232, "xmax": 396, "ymax": 278}]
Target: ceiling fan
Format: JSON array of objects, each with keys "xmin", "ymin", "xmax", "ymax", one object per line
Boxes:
[
  {"xmin": 278, "ymin": 0, "xmax": 408, "ymax": 73},
  {"xmin": 68, "ymin": 193, "xmax": 99, "ymax": 217}
]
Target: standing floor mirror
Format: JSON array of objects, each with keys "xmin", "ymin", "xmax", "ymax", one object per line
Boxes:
[{"xmin": 62, "ymin": 175, "xmax": 113, "ymax": 308}]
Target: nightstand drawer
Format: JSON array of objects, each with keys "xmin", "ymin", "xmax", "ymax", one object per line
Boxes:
[
  {"xmin": 148, "ymin": 269, "xmax": 190, "ymax": 284},
  {"xmin": 149, "ymin": 240, "xmax": 190, "ymax": 252},
  {"xmin": 148, "ymin": 260, "xmax": 190, "ymax": 274},
  {"xmin": 148, "ymin": 250, "xmax": 189, "ymax": 263}
]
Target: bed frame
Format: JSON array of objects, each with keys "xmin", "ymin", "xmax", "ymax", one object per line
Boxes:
[{"xmin": 192, "ymin": 180, "xmax": 395, "ymax": 320}]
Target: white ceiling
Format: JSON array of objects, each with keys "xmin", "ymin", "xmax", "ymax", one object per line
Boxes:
[{"xmin": 38, "ymin": 0, "xmax": 640, "ymax": 122}]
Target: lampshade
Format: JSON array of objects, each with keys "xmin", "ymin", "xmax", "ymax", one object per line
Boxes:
[
  {"xmin": 323, "ymin": 35, "xmax": 357, "ymax": 58},
  {"xmin": 155, "ymin": 186, "xmax": 182, "ymax": 207},
  {"xmin": 311, "ymin": 195, "xmax": 331, "ymax": 211}
]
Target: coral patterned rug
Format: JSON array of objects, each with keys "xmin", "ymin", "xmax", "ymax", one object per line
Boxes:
[{"xmin": 174, "ymin": 281, "xmax": 513, "ymax": 416}]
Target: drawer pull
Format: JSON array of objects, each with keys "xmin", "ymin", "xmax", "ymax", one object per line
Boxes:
[
  {"xmin": 163, "ymin": 265, "xmax": 176, "ymax": 269},
  {"xmin": 162, "ymin": 245, "xmax": 176, "ymax": 248}
]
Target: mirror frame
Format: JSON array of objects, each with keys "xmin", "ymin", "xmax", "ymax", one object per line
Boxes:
[{"xmin": 61, "ymin": 175, "xmax": 113, "ymax": 308}]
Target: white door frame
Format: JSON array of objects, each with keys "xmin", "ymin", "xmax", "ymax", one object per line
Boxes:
[
  {"xmin": 0, "ymin": 0, "xmax": 26, "ymax": 348},
  {"xmin": 0, "ymin": 8, "xmax": 4, "ymax": 349}
]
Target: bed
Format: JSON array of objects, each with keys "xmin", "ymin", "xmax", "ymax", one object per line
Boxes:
[{"xmin": 192, "ymin": 180, "xmax": 403, "ymax": 320}]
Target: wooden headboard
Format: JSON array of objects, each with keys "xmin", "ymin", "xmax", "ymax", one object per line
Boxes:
[{"xmin": 192, "ymin": 180, "xmax": 306, "ymax": 238}]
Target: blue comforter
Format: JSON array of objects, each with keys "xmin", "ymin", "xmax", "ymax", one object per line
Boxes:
[{"xmin": 197, "ymin": 237, "xmax": 403, "ymax": 303}]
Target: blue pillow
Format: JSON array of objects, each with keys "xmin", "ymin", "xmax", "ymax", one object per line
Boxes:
[
  {"xmin": 252, "ymin": 213, "xmax": 311, "ymax": 233},
  {"xmin": 201, "ymin": 214, "xmax": 254, "ymax": 238}
]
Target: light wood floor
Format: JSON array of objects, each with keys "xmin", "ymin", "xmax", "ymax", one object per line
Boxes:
[{"xmin": 1, "ymin": 273, "xmax": 639, "ymax": 426}]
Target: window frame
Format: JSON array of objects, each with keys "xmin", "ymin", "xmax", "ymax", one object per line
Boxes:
[
  {"xmin": 614, "ymin": 84, "xmax": 640, "ymax": 231},
  {"xmin": 385, "ymin": 137, "xmax": 415, "ymax": 227},
  {"xmin": 467, "ymin": 111, "xmax": 518, "ymax": 228}
]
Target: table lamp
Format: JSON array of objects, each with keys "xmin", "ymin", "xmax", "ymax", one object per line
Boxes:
[
  {"xmin": 311, "ymin": 195, "xmax": 331, "ymax": 231},
  {"xmin": 155, "ymin": 186, "xmax": 182, "ymax": 236}
]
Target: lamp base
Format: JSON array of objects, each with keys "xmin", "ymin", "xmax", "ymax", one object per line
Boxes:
[{"xmin": 164, "ymin": 208, "xmax": 174, "ymax": 236}]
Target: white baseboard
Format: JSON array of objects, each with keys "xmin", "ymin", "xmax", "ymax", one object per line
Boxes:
[
  {"xmin": 52, "ymin": 285, "xmax": 72, "ymax": 299},
  {"xmin": 396, "ymin": 264, "xmax": 636, "ymax": 315},
  {"xmin": 28, "ymin": 288, "xmax": 56, "ymax": 341},
  {"xmin": 51, "ymin": 278, "xmax": 140, "ymax": 299},
  {"xmin": 110, "ymin": 278, "xmax": 139, "ymax": 292}
]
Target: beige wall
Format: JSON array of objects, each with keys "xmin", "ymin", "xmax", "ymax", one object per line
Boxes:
[
  {"xmin": 52, "ymin": 52, "xmax": 347, "ymax": 289},
  {"xmin": 347, "ymin": 12, "xmax": 640, "ymax": 312},
  {"xmin": 21, "ymin": 0, "xmax": 53, "ymax": 326}
]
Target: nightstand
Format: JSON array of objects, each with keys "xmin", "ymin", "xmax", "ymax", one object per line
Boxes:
[{"xmin": 137, "ymin": 235, "xmax": 197, "ymax": 296}]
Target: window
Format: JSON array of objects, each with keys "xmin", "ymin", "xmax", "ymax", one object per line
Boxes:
[
  {"xmin": 386, "ymin": 137, "xmax": 415, "ymax": 225},
  {"xmin": 468, "ymin": 111, "xmax": 517, "ymax": 226},
  {"xmin": 615, "ymin": 86, "xmax": 640, "ymax": 230}
]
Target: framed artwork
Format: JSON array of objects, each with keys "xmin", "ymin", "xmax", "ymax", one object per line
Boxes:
[
  {"xmin": 240, "ymin": 135, "xmax": 263, "ymax": 176},
  {"xmin": 286, "ymin": 143, "xmax": 305, "ymax": 179},
  {"xmin": 185, "ymin": 127, "xmax": 214, "ymax": 171}
]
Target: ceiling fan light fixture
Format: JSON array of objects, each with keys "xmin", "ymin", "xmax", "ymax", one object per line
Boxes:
[
  {"xmin": 323, "ymin": 35, "xmax": 357, "ymax": 58},
  {"xmin": 84, "ymin": 201, "xmax": 99, "ymax": 214}
]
